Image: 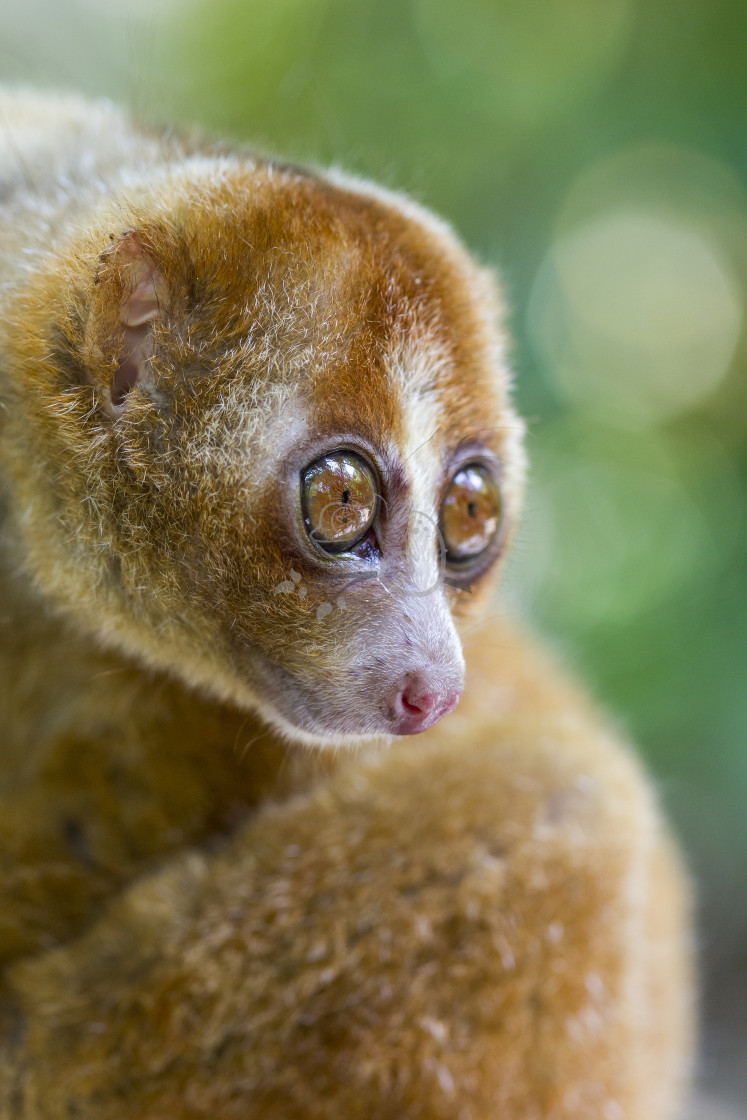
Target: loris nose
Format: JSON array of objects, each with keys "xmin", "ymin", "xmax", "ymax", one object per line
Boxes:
[{"xmin": 392, "ymin": 673, "xmax": 462, "ymax": 736}]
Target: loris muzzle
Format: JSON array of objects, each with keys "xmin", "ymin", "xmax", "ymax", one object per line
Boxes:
[{"xmin": 2, "ymin": 153, "xmax": 526, "ymax": 748}]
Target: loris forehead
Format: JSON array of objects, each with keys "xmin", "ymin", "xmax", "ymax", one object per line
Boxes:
[{"xmin": 178, "ymin": 164, "xmax": 511, "ymax": 470}]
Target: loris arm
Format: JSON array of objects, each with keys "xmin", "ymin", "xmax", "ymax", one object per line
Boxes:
[{"xmin": 1, "ymin": 620, "xmax": 693, "ymax": 1120}]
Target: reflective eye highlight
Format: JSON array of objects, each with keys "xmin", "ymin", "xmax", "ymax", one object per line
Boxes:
[
  {"xmin": 440, "ymin": 464, "xmax": 502, "ymax": 562},
  {"xmin": 301, "ymin": 452, "xmax": 377, "ymax": 553}
]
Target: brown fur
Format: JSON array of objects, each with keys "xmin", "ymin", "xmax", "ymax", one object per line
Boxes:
[{"xmin": 0, "ymin": 89, "xmax": 693, "ymax": 1117}]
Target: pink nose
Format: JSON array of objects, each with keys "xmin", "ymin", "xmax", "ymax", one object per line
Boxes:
[{"xmin": 392, "ymin": 676, "xmax": 462, "ymax": 735}]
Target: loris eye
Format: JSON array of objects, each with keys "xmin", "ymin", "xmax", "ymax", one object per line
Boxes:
[
  {"xmin": 301, "ymin": 452, "xmax": 377, "ymax": 554},
  {"xmin": 440, "ymin": 464, "xmax": 502, "ymax": 564}
]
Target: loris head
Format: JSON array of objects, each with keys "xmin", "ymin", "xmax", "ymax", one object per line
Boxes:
[{"xmin": 3, "ymin": 157, "xmax": 525, "ymax": 747}]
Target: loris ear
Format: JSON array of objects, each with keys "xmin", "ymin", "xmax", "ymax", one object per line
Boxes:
[{"xmin": 94, "ymin": 229, "xmax": 167, "ymax": 416}]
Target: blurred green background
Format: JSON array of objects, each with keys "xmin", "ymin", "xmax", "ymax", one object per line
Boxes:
[{"xmin": 1, "ymin": 0, "xmax": 745, "ymax": 1105}]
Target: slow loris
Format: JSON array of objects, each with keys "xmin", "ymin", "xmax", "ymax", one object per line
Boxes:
[{"xmin": 0, "ymin": 89, "xmax": 693, "ymax": 1120}]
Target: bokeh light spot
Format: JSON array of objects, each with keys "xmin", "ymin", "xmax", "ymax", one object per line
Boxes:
[
  {"xmin": 529, "ymin": 208, "xmax": 743, "ymax": 425},
  {"xmin": 514, "ymin": 422, "xmax": 711, "ymax": 629}
]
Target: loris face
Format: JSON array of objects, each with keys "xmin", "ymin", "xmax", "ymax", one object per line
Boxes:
[{"xmin": 5, "ymin": 160, "xmax": 525, "ymax": 748}]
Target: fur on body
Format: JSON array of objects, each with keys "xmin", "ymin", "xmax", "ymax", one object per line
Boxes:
[{"xmin": 0, "ymin": 89, "xmax": 693, "ymax": 1118}]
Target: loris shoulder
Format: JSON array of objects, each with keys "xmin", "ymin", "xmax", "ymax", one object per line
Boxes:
[{"xmin": 0, "ymin": 89, "xmax": 693, "ymax": 1120}]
